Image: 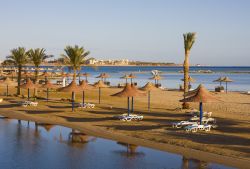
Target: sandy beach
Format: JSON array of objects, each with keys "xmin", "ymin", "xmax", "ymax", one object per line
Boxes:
[{"xmin": 0, "ymin": 86, "xmax": 249, "ymax": 168}]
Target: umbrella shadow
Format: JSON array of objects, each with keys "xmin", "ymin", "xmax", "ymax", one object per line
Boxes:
[
  {"xmin": 98, "ymin": 124, "xmax": 165, "ymax": 131},
  {"xmin": 0, "ymin": 103, "xmax": 21, "ymax": 108},
  {"xmin": 24, "ymin": 110, "xmax": 64, "ymax": 114},
  {"xmin": 167, "ymin": 132, "xmax": 250, "ymax": 146},
  {"xmin": 57, "ymin": 115, "xmax": 113, "ymax": 122},
  {"xmin": 47, "ymin": 105, "xmax": 73, "ymax": 109}
]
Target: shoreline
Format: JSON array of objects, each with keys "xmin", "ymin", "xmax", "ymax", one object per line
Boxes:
[{"xmin": 0, "ymin": 111, "xmax": 249, "ymax": 169}]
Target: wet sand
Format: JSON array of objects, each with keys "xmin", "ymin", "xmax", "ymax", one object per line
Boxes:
[{"xmin": 0, "ymin": 86, "xmax": 249, "ymax": 168}]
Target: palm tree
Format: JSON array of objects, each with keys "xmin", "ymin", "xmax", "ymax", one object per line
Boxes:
[
  {"xmin": 61, "ymin": 45, "xmax": 90, "ymax": 82},
  {"xmin": 28, "ymin": 48, "xmax": 53, "ymax": 82},
  {"xmin": 183, "ymin": 32, "xmax": 196, "ymax": 109},
  {"xmin": 5, "ymin": 47, "xmax": 29, "ymax": 95}
]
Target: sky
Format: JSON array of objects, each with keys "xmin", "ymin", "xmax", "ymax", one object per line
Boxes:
[{"xmin": 0, "ymin": 0, "xmax": 249, "ymax": 66}]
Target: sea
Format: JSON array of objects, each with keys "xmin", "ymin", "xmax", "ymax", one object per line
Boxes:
[{"xmin": 23, "ymin": 66, "xmax": 250, "ymax": 91}]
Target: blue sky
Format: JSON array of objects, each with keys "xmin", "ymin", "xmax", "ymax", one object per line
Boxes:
[{"xmin": 0, "ymin": 0, "xmax": 249, "ymax": 65}]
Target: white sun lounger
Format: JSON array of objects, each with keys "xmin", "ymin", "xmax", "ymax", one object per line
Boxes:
[
  {"xmin": 114, "ymin": 114, "xmax": 143, "ymax": 121},
  {"xmin": 172, "ymin": 121, "xmax": 198, "ymax": 128},
  {"xmin": 21, "ymin": 101, "xmax": 38, "ymax": 107},
  {"xmin": 78, "ymin": 103, "xmax": 95, "ymax": 108},
  {"xmin": 185, "ymin": 124, "xmax": 212, "ymax": 132}
]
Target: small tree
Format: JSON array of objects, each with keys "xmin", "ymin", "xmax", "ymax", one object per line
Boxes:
[{"xmin": 6, "ymin": 47, "xmax": 29, "ymax": 95}]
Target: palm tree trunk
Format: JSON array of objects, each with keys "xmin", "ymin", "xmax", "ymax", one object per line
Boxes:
[
  {"xmin": 73, "ymin": 69, "xmax": 76, "ymax": 82},
  {"xmin": 35, "ymin": 67, "xmax": 39, "ymax": 83},
  {"xmin": 17, "ymin": 65, "xmax": 22, "ymax": 95},
  {"xmin": 34, "ymin": 66, "xmax": 39, "ymax": 97},
  {"xmin": 183, "ymin": 51, "xmax": 190, "ymax": 109}
]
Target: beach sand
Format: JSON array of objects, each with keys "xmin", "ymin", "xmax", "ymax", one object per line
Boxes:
[{"xmin": 0, "ymin": 86, "xmax": 249, "ymax": 168}]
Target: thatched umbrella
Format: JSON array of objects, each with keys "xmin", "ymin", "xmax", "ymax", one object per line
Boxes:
[
  {"xmin": 93, "ymin": 80, "xmax": 108, "ymax": 104},
  {"xmin": 58, "ymin": 81, "xmax": 82, "ymax": 111},
  {"xmin": 79, "ymin": 80, "xmax": 93, "ymax": 105},
  {"xmin": 222, "ymin": 77, "xmax": 233, "ymax": 93},
  {"xmin": 128, "ymin": 73, "xmax": 136, "ymax": 84},
  {"xmin": 22, "ymin": 71, "xmax": 32, "ymax": 81},
  {"xmin": 40, "ymin": 71, "xmax": 50, "ymax": 82},
  {"xmin": 42, "ymin": 80, "xmax": 57, "ymax": 102},
  {"xmin": 111, "ymin": 83, "xmax": 145, "ymax": 115},
  {"xmin": 2, "ymin": 77, "xmax": 17, "ymax": 96},
  {"xmin": 96, "ymin": 73, "xmax": 110, "ymax": 83},
  {"xmin": 213, "ymin": 77, "xmax": 224, "ymax": 86},
  {"xmin": 180, "ymin": 84, "xmax": 219, "ymax": 124},
  {"xmin": 20, "ymin": 78, "xmax": 36, "ymax": 101},
  {"xmin": 181, "ymin": 76, "xmax": 196, "ymax": 87},
  {"xmin": 140, "ymin": 82, "xmax": 158, "ymax": 111},
  {"xmin": 8, "ymin": 71, "xmax": 16, "ymax": 81},
  {"xmin": 149, "ymin": 75, "xmax": 162, "ymax": 86},
  {"xmin": 120, "ymin": 74, "xmax": 130, "ymax": 83},
  {"xmin": 82, "ymin": 73, "xmax": 91, "ymax": 81}
]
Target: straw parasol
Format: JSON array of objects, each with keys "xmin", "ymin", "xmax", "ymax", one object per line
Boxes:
[
  {"xmin": 128, "ymin": 73, "xmax": 136, "ymax": 84},
  {"xmin": 40, "ymin": 71, "xmax": 51, "ymax": 82},
  {"xmin": 120, "ymin": 74, "xmax": 130, "ymax": 84},
  {"xmin": 222, "ymin": 77, "xmax": 233, "ymax": 93},
  {"xmin": 140, "ymin": 82, "xmax": 158, "ymax": 111},
  {"xmin": 20, "ymin": 78, "xmax": 36, "ymax": 100},
  {"xmin": 180, "ymin": 84, "xmax": 219, "ymax": 124},
  {"xmin": 58, "ymin": 81, "xmax": 82, "ymax": 111},
  {"xmin": 93, "ymin": 80, "xmax": 108, "ymax": 104},
  {"xmin": 2, "ymin": 77, "xmax": 17, "ymax": 96},
  {"xmin": 96, "ymin": 73, "xmax": 110, "ymax": 82},
  {"xmin": 213, "ymin": 77, "xmax": 224, "ymax": 86},
  {"xmin": 42, "ymin": 80, "xmax": 57, "ymax": 102},
  {"xmin": 79, "ymin": 80, "xmax": 93, "ymax": 105},
  {"xmin": 82, "ymin": 73, "xmax": 91, "ymax": 81},
  {"xmin": 149, "ymin": 75, "xmax": 162, "ymax": 86},
  {"xmin": 111, "ymin": 83, "xmax": 145, "ymax": 115},
  {"xmin": 181, "ymin": 76, "xmax": 196, "ymax": 87}
]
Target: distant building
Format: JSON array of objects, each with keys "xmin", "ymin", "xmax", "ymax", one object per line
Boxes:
[{"xmin": 86, "ymin": 58, "xmax": 98, "ymax": 65}]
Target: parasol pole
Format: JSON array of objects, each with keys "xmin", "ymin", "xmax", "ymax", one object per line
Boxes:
[
  {"xmin": 148, "ymin": 91, "xmax": 150, "ymax": 112},
  {"xmin": 199, "ymin": 102, "xmax": 203, "ymax": 125},
  {"xmin": 127, "ymin": 97, "xmax": 130, "ymax": 116},
  {"xmin": 71, "ymin": 91, "xmax": 75, "ymax": 112},
  {"xmin": 46, "ymin": 88, "xmax": 49, "ymax": 102},
  {"xmin": 82, "ymin": 90, "xmax": 85, "ymax": 105},
  {"xmin": 131, "ymin": 97, "xmax": 134, "ymax": 113},
  {"xmin": 6, "ymin": 84, "xmax": 9, "ymax": 97},
  {"xmin": 98, "ymin": 87, "xmax": 101, "ymax": 104}
]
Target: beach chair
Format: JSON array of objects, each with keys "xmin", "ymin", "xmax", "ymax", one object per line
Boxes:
[
  {"xmin": 172, "ymin": 121, "xmax": 197, "ymax": 128},
  {"xmin": 184, "ymin": 124, "xmax": 198, "ymax": 132},
  {"xmin": 30, "ymin": 102, "xmax": 38, "ymax": 106}
]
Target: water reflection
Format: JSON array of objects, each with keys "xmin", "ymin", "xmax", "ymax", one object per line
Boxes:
[
  {"xmin": 114, "ymin": 142, "xmax": 145, "ymax": 158},
  {"xmin": 181, "ymin": 156, "xmax": 209, "ymax": 169},
  {"xmin": 0, "ymin": 119, "xmax": 234, "ymax": 169}
]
